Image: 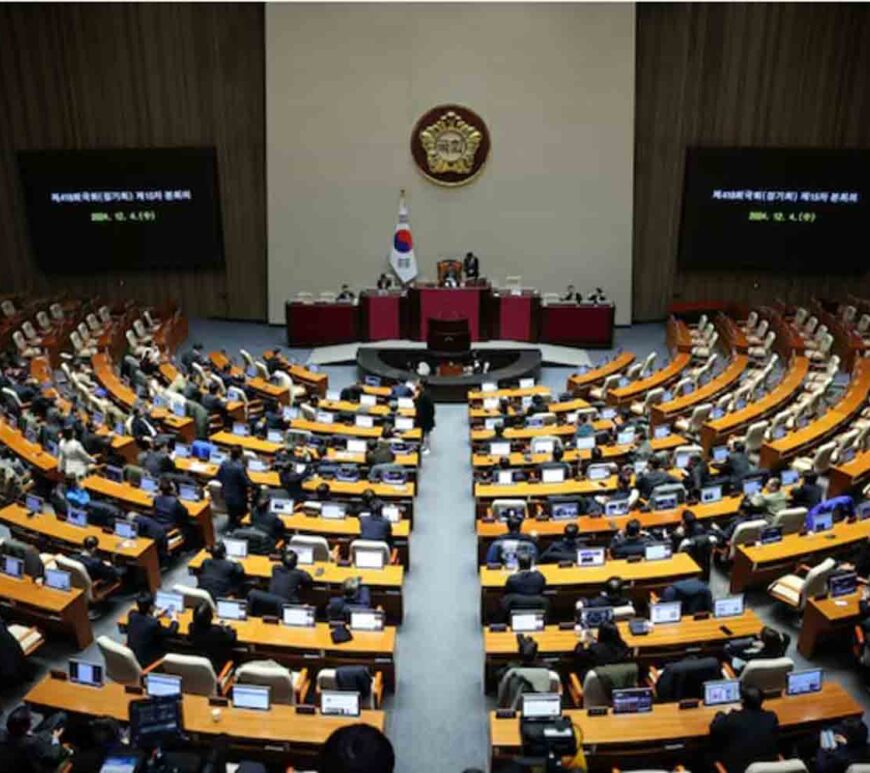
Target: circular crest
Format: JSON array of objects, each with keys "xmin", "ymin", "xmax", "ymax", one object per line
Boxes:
[{"xmin": 410, "ymin": 104, "xmax": 490, "ymax": 187}]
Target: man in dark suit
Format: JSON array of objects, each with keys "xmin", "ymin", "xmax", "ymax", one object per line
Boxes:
[
  {"xmin": 720, "ymin": 440, "xmax": 754, "ymax": 487},
  {"xmin": 637, "ymin": 456, "xmax": 677, "ymax": 500},
  {"xmin": 197, "ymin": 541, "xmax": 246, "ymax": 600},
  {"xmin": 790, "ymin": 471, "xmax": 824, "ymax": 508},
  {"xmin": 180, "ymin": 343, "xmax": 207, "ymax": 373},
  {"xmin": 485, "ymin": 517, "xmax": 538, "ymax": 565},
  {"xmin": 0, "ymin": 705, "xmax": 70, "ymax": 773},
  {"xmin": 130, "ymin": 405, "xmax": 158, "ymax": 447},
  {"xmin": 153, "ymin": 478, "xmax": 188, "ymax": 531},
  {"xmin": 217, "ymin": 445, "xmax": 252, "ymax": 527},
  {"xmin": 268, "ymin": 550, "xmax": 312, "ymax": 603},
  {"xmin": 71, "ymin": 536, "xmax": 123, "ymax": 585},
  {"xmin": 463, "ymin": 251, "xmax": 480, "ymax": 280},
  {"xmin": 139, "ymin": 440, "xmax": 176, "ymax": 478},
  {"xmin": 505, "ymin": 553, "xmax": 546, "ymax": 596},
  {"xmin": 415, "ymin": 379, "xmax": 436, "ymax": 455},
  {"xmin": 126, "ymin": 592, "xmax": 179, "ymax": 667},
  {"xmin": 609, "ymin": 518, "xmax": 652, "ymax": 559},
  {"xmin": 359, "ymin": 503, "xmax": 393, "ymax": 546},
  {"xmin": 539, "ymin": 523, "xmax": 587, "ymax": 563},
  {"xmin": 201, "ymin": 382, "xmax": 229, "ymax": 425},
  {"xmin": 327, "ymin": 577, "xmax": 372, "ymax": 621},
  {"xmin": 709, "ymin": 685, "xmax": 779, "ymax": 772},
  {"xmin": 250, "ymin": 492, "xmax": 284, "ymax": 541}
]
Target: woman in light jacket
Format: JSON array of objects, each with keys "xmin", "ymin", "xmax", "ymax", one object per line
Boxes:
[{"xmin": 57, "ymin": 426, "xmax": 95, "ymax": 478}]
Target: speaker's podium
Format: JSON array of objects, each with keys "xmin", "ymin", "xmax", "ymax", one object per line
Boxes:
[{"xmin": 427, "ymin": 318, "xmax": 471, "ymax": 355}]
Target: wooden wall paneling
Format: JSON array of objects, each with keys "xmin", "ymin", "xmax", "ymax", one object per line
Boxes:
[
  {"xmin": 0, "ymin": 3, "xmax": 266, "ymax": 320},
  {"xmin": 633, "ymin": 3, "xmax": 870, "ymax": 321}
]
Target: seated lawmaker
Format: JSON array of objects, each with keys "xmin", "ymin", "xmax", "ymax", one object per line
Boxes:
[
  {"xmin": 583, "ymin": 576, "xmax": 632, "ymax": 610},
  {"xmin": 572, "ymin": 620, "xmax": 631, "ymax": 675},
  {"xmin": 197, "ymin": 541, "xmax": 245, "ymax": 600},
  {"xmin": 336, "ymin": 284, "xmax": 356, "ymax": 302},
  {"xmin": 637, "ymin": 456, "xmax": 677, "ymax": 499},
  {"xmin": 485, "ymin": 517, "xmax": 538, "ymax": 566},
  {"xmin": 504, "ymin": 553, "xmax": 546, "ymax": 596},
  {"xmin": 536, "ymin": 444, "xmax": 572, "ymax": 480},
  {"xmin": 463, "ymin": 251, "xmax": 480, "ymax": 280},
  {"xmin": 561, "ymin": 284, "xmax": 582, "ymax": 303},
  {"xmin": 539, "ymin": 523, "xmax": 587, "ymax": 564},
  {"xmin": 71, "ymin": 535, "xmax": 123, "ymax": 585},
  {"xmin": 326, "ymin": 577, "xmax": 372, "ymax": 622},
  {"xmin": 126, "ymin": 592, "xmax": 179, "ymax": 667},
  {"xmin": 815, "ymin": 717, "xmax": 870, "ymax": 773},
  {"xmin": 789, "ymin": 471, "xmax": 823, "ymax": 508},
  {"xmin": 153, "ymin": 478, "xmax": 188, "ymax": 531},
  {"xmin": 269, "ymin": 549, "xmax": 312, "ymax": 604},
  {"xmin": 0, "ymin": 705, "xmax": 70, "ymax": 773},
  {"xmin": 359, "ymin": 502, "xmax": 393, "ymax": 547},
  {"xmin": 709, "ymin": 685, "xmax": 779, "ymax": 773},
  {"xmin": 376, "ymin": 272, "xmax": 394, "ymax": 290},
  {"xmin": 750, "ymin": 476, "xmax": 788, "ymax": 516},
  {"xmin": 609, "ymin": 518, "xmax": 652, "ymax": 559},
  {"xmin": 188, "ymin": 601, "xmax": 238, "ymax": 670},
  {"xmin": 250, "ymin": 490, "xmax": 285, "ymax": 541}
]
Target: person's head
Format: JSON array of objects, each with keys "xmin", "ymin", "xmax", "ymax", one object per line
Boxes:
[
  {"xmin": 625, "ymin": 518, "xmax": 641, "ymax": 538},
  {"xmin": 566, "ymin": 284, "xmax": 575, "ymax": 293},
  {"xmin": 681, "ymin": 510, "xmax": 697, "ymax": 533},
  {"xmin": 507, "ymin": 516, "xmax": 523, "ymax": 535},
  {"xmin": 230, "ymin": 445, "xmax": 243, "ymax": 461},
  {"xmin": 590, "ymin": 447, "xmax": 603, "ymax": 462},
  {"xmin": 517, "ymin": 552, "xmax": 533, "ymax": 571},
  {"xmin": 83, "ymin": 535, "xmax": 99, "ymax": 553},
  {"xmin": 767, "ymin": 477, "xmax": 781, "ymax": 492},
  {"xmin": 283, "ymin": 549, "xmax": 299, "ymax": 570},
  {"xmin": 740, "ymin": 684, "xmax": 764, "ymax": 711},
  {"xmin": 319, "ymin": 723, "xmax": 395, "ymax": 773},
  {"xmin": 803, "ymin": 471, "xmax": 818, "ymax": 486},
  {"xmin": 833, "ymin": 502, "xmax": 850, "ymax": 521},
  {"xmin": 648, "ymin": 456, "xmax": 662, "ymax": 471},
  {"xmin": 317, "ymin": 482, "xmax": 331, "ymax": 499},
  {"xmin": 89, "ymin": 717, "xmax": 121, "ymax": 750},
  {"xmin": 62, "ymin": 426, "xmax": 74, "ymax": 440},
  {"xmin": 733, "ymin": 440, "xmax": 745, "ymax": 454},
  {"xmin": 604, "ymin": 576, "xmax": 624, "ymax": 601},
  {"xmin": 361, "ymin": 488, "xmax": 376, "ymax": 508},
  {"xmin": 498, "ymin": 456, "xmax": 511, "ymax": 470},
  {"xmin": 840, "ymin": 717, "xmax": 869, "ymax": 748},
  {"xmin": 578, "ymin": 413, "xmax": 588, "ymax": 425},
  {"xmin": 759, "ymin": 626, "xmax": 782, "ymax": 653},
  {"xmin": 192, "ymin": 600, "xmax": 214, "ymax": 630},
  {"xmin": 465, "ymin": 252, "xmax": 474, "ymax": 260},
  {"xmin": 563, "ymin": 523, "xmax": 579, "ymax": 541},
  {"xmin": 341, "ymin": 284, "xmax": 350, "ymax": 292},
  {"xmin": 210, "ymin": 541, "xmax": 227, "ymax": 560},
  {"xmin": 136, "ymin": 592, "xmax": 155, "ymax": 615},
  {"xmin": 635, "ymin": 427, "xmax": 647, "ymax": 441},
  {"xmin": 517, "ymin": 634, "xmax": 539, "ymax": 664},
  {"xmin": 418, "ymin": 377, "xmax": 428, "ymax": 391},
  {"xmin": 193, "ymin": 343, "xmax": 203, "ymax": 352},
  {"xmin": 342, "ymin": 576, "xmax": 361, "ymax": 600},
  {"xmin": 552, "ymin": 445, "xmax": 564, "ymax": 462},
  {"xmin": 209, "ymin": 382, "xmax": 219, "ymax": 395},
  {"xmin": 596, "ymin": 620, "xmax": 624, "ymax": 647},
  {"xmin": 159, "ymin": 477, "xmax": 174, "ymax": 496},
  {"xmin": 65, "ymin": 474, "xmax": 79, "ymax": 490},
  {"xmin": 6, "ymin": 705, "xmax": 32, "ymax": 738}
]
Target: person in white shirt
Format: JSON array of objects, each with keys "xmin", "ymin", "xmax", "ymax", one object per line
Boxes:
[{"xmin": 57, "ymin": 426, "xmax": 95, "ymax": 478}]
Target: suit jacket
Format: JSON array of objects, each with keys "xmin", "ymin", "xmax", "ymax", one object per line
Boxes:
[
  {"xmin": 216, "ymin": 460, "xmax": 252, "ymax": 509},
  {"xmin": 326, "ymin": 587, "xmax": 372, "ymax": 621},
  {"xmin": 655, "ymin": 655, "xmax": 720, "ymax": 701},
  {"xmin": 198, "ymin": 558, "xmax": 245, "ymax": 600},
  {"xmin": 71, "ymin": 552, "xmax": 120, "ymax": 585},
  {"xmin": 188, "ymin": 623, "xmax": 237, "ymax": 670},
  {"xmin": 0, "ymin": 619, "xmax": 28, "ymax": 684},
  {"xmin": 416, "ymin": 392, "xmax": 436, "ymax": 433},
  {"xmin": 126, "ymin": 611, "xmax": 179, "ymax": 667},
  {"xmin": 722, "ymin": 452, "xmax": 753, "ymax": 483},
  {"xmin": 790, "ymin": 482, "xmax": 823, "ymax": 508},
  {"xmin": 202, "ymin": 393, "xmax": 225, "ymax": 414},
  {"xmin": 710, "ymin": 706, "xmax": 779, "ymax": 772},
  {"xmin": 153, "ymin": 494, "xmax": 187, "ymax": 529},
  {"xmin": 609, "ymin": 534, "xmax": 651, "ymax": 559},
  {"xmin": 505, "ymin": 569, "xmax": 546, "ymax": 596},
  {"xmin": 661, "ymin": 578, "xmax": 713, "ymax": 613},
  {"xmin": 251, "ymin": 506, "xmax": 284, "ymax": 540},
  {"xmin": 638, "ymin": 470, "xmax": 677, "ymax": 499},
  {"xmin": 268, "ymin": 566, "xmax": 312, "ymax": 602},
  {"xmin": 140, "ymin": 451, "xmax": 175, "ymax": 478},
  {"xmin": 130, "ymin": 415, "xmax": 157, "ymax": 442},
  {"xmin": 360, "ymin": 515, "xmax": 393, "ymax": 545}
]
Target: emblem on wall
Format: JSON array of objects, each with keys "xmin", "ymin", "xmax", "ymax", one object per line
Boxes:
[{"xmin": 410, "ymin": 105, "xmax": 490, "ymax": 187}]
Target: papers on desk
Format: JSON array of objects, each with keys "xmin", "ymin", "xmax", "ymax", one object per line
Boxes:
[{"xmin": 188, "ymin": 461, "xmax": 209, "ymax": 473}]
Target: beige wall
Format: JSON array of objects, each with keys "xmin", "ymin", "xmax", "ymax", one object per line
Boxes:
[{"xmin": 266, "ymin": 3, "xmax": 635, "ymax": 325}]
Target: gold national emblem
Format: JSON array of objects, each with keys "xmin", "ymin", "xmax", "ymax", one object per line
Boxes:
[{"xmin": 410, "ymin": 105, "xmax": 490, "ymax": 187}]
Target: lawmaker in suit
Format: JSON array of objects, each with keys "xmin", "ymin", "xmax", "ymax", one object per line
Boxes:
[
  {"xmin": 0, "ymin": 705, "xmax": 70, "ymax": 773},
  {"xmin": 268, "ymin": 550, "xmax": 313, "ymax": 603},
  {"xmin": 217, "ymin": 445, "xmax": 252, "ymax": 527},
  {"xmin": 188, "ymin": 601, "xmax": 237, "ymax": 670},
  {"xmin": 709, "ymin": 685, "xmax": 779, "ymax": 772},
  {"xmin": 463, "ymin": 251, "xmax": 480, "ymax": 280},
  {"xmin": 126, "ymin": 592, "xmax": 179, "ymax": 667},
  {"xmin": 197, "ymin": 541, "xmax": 245, "ymax": 600},
  {"xmin": 326, "ymin": 577, "xmax": 372, "ymax": 622},
  {"xmin": 505, "ymin": 553, "xmax": 546, "ymax": 596},
  {"xmin": 71, "ymin": 535, "xmax": 123, "ymax": 585},
  {"xmin": 637, "ymin": 456, "xmax": 678, "ymax": 500},
  {"xmin": 360, "ymin": 504, "xmax": 393, "ymax": 547}
]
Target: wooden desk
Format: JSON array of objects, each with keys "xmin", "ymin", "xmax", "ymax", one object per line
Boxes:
[
  {"xmin": 471, "ymin": 421, "xmax": 612, "ymax": 442},
  {"xmin": 188, "ymin": 551, "xmax": 405, "ymax": 624},
  {"xmin": 483, "ymin": 610, "xmax": 764, "ymax": 691},
  {"xmin": 82, "ymin": 475, "xmax": 215, "ymax": 547},
  {"xmin": 117, "ymin": 608, "xmax": 398, "ymax": 691},
  {"xmin": 701, "ymin": 356, "xmax": 810, "ymax": 453},
  {"xmin": 301, "ymin": 475, "xmax": 415, "ymax": 499},
  {"xmin": 759, "ymin": 358, "xmax": 870, "ymax": 469},
  {"xmin": 0, "ymin": 418, "xmax": 58, "ymax": 475},
  {"xmin": 0, "ymin": 504, "xmax": 160, "ymax": 592},
  {"xmin": 489, "ymin": 682, "xmax": 861, "ymax": 770},
  {"xmin": 828, "ymin": 449, "xmax": 870, "ymax": 498},
  {"xmin": 730, "ymin": 519, "xmax": 870, "ymax": 593},
  {"xmin": 666, "ymin": 317, "xmax": 694, "ymax": 353},
  {"xmin": 474, "ymin": 476, "xmax": 620, "ymax": 500},
  {"xmin": 479, "ymin": 553, "xmax": 700, "ymax": 622},
  {"xmin": 320, "ymin": 399, "xmax": 414, "ymax": 417},
  {"xmin": 468, "ymin": 385, "xmax": 552, "ymax": 402},
  {"xmin": 291, "ymin": 418, "xmax": 421, "ymax": 441},
  {"xmin": 210, "ymin": 431, "xmax": 283, "ymax": 455},
  {"xmin": 0, "ymin": 573, "xmax": 91, "ymax": 649},
  {"xmin": 469, "ymin": 398, "xmax": 589, "ymax": 420},
  {"xmin": 650, "ymin": 355, "xmax": 749, "ymax": 426},
  {"xmin": 26, "ymin": 675, "xmax": 383, "ymax": 767},
  {"xmin": 607, "ymin": 354, "xmax": 693, "ymax": 406},
  {"xmin": 798, "ymin": 590, "xmax": 864, "ymax": 658},
  {"xmin": 567, "ymin": 352, "xmax": 635, "ymax": 396},
  {"xmin": 715, "ymin": 313, "xmax": 748, "ymax": 353}
]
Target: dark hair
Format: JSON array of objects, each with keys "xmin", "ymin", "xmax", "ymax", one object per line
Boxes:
[
  {"xmin": 648, "ymin": 456, "xmax": 662, "ymax": 470},
  {"xmin": 564, "ymin": 523, "xmax": 579, "ymax": 539},
  {"xmin": 62, "ymin": 426, "xmax": 74, "ymax": 440},
  {"xmin": 209, "ymin": 382, "xmax": 219, "ymax": 395},
  {"xmin": 733, "ymin": 441, "xmax": 745, "ymax": 453},
  {"xmin": 319, "ymin": 723, "xmax": 395, "ymax": 773},
  {"xmin": 590, "ymin": 447, "xmax": 603, "ymax": 462},
  {"xmin": 136, "ymin": 592, "xmax": 154, "ymax": 615},
  {"xmin": 191, "ymin": 601, "xmax": 214, "ymax": 631},
  {"xmin": 517, "ymin": 553, "xmax": 533, "ymax": 571},
  {"xmin": 803, "ymin": 471, "xmax": 818, "ymax": 485},
  {"xmin": 83, "ymin": 535, "xmax": 99, "ymax": 551},
  {"xmin": 283, "ymin": 549, "xmax": 298, "ymax": 570},
  {"xmin": 342, "ymin": 577, "xmax": 360, "ymax": 599},
  {"xmin": 159, "ymin": 477, "xmax": 174, "ymax": 496},
  {"xmin": 211, "ymin": 541, "xmax": 227, "ymax": 560},
  {"xmin": 841, "ymin": 717, "xmax": 868, "ymax": 748},
  {"xmin": 604, "ymin": 576, "xmax": 624, "ymax": 600},
  {"xmin": 625, "ymin": 518, "xmax": 641, "ymax": 537},
  {"xmin": 597, "ymin": 620, "xmax": 626, "ymax": 649},
  {"xmin": 89, "ymin": 717, "xmax": 121, "ymax": 750},
  {"xmin": 507, "ymin": 516, "xmax": 523, "ymax": 534},
  {"xmin": 552, "ymin": 445, "xmax": 564, "ymax": 462},
  {"xmin": 317, "ymin": 482, "xmax": 331, "ymax": 498},
  {"xmin": 230, "ymin": 445, "xmax": 243, "ymax": 461},
  {"xmin": 741, "ymin": 684, "xmax": 764, "ymax": 710},
  {"xmin": 6, "ymin": 705, "xmax": 32, "ymax": 737},
  {"xmin": 499, "ymin": 457, "xmax": 511, "ymax": 469},
  {"xmin": 517, "ymin": 634, "xmax": 539, "ymax": 664}
]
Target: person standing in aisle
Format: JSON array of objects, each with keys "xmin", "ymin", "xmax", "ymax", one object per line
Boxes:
[{"xmin": 415, "ymin": 377, "xmax": 436, "ymax": 455}]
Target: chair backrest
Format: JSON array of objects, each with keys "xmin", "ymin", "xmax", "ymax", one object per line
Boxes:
[
  {"xmin": 804, "ymin": 316, "xmax": 818, "ymax": 335},
  {"xmin": 99, "ymin": 305, "xmax": 112, "ymax": 324},
  {"xmin": 172, "ymin": 583, "xmax": 217, "ymax": 612},
  {"xmin": 582, "ymin": 663, "xmax": 639, "ymax": 707},
  {"xmin": 696, "ymin": 314, "xmax": 708, "ymax": 330},
  {"xmin": 235, "ymin": 660, "xmax": 296, "ymax": 704},
  {"xmin": 239, "ymin": 349, "xmax": 255, "ymax": 369},
  {"xmin": 162, "ymin": 653, "xmax": 218, "ymax": 695},
  {"xmin": 641, "ymin": 351, "xmax": 657, "ymax": 377},
  {"xmin": 811, "ymin": 441, "xmax": 838, "ymax": 474},
  {"xmin": 675, "ymin": 444, "xmax": 703, "ymax": 458},
  {"xmin": 729, "ymin": 519, "xmax": 769, "ymax": 559},
  {"xmin": 97, "ymin": 636, "xmax": 143, "ymax": 685},
  {"xmin": 756, "ymin": 319, "xmax": 770, "ymax": 338},
  {"xmin": 316, "ymin": 667, "xmax": 376, "ymax": 709},
  {"xmin": 802, "ymin": 557, "xmax": 838, "ymax": 605},
  {"xmin": 793, "ymin": 307, "xmax": 808, "ymax": 327},
  {"xmin": 272, "ymin": 371, "xmax": 292, "ymax": 389},
  {"xmin": 745, "ymin": 311, "xmax": 758, "ymax": 331},
  {"xmin": 744, "ymin": 420, "xmax": 769, "ymax": 452},
  {"xmin": 350, "ymin": 539, "xmax": 390, "ymax": 565},
  {"xmin": 206, "ymin": 480, "xmax": 227, "ymax": 515},
  {"xmin": 22, "ymin": 320, "xmax": 38, "ymax": 339},
  {"xmin": 746, "ymin": 760, "xmax": 808, "ymax": 773},
  {"xmin": 688, "ymin": 403, "xmax": 712, "ymax": 431},
  {"xmin": 296, "ymin": 292, "xmax": 314, "ymax": 304},
  {"xmin": 492, "ymin": 499, "xmax": 528, "ymax": 520},
  {"xmin": 600, "ymin": 374, "xmax": 621, "ymax": 395},
  {"xmin": 55, "ymin": 554, "xmax": 94, "ymax": 602},
  {"xmin": 1, "ymin": 299, "xmax": 15, "ymax": 317},
  {"xmin": 36, "ymin": 311, "xmax": 51, "ymax": 331},
  {"xmin": 77, "ymin": 321, "xmax": 90, "ymax": 340},
  {"xmin": 255, "ymin": 361, "xmax": 270, "ymax": 380},
  {"xmin": 844, "ymin": 765, "xmax": 870, "ymax": 773},
  {"xmin": 624, "ymin": 363, "xmax": 642, "ymax": 381},
  {"xmin": 858, "ymin": 314, "xmax": 870, "ymax": 334},
  {"xmin": 818, "ymin": 332, "xmax": 834, "ymax": 355},
  {"xmin": 133, "ymin": 319, "xmax": 148, "ymax": 339},
  {"xmin": 644, "ymin": 387, "xmax": 665, "ymax": 409},
  {"xmin": 289, "ymin": 535, "xmax": 331, "ymax": 563},
  {"xmin": 771, "ymin": 507, "xmax": 807, "ymax": 536},
  {"xmin": 143, "ymin": 310, "xmax": 157, "ymax": 329},
  {"xmin": 50, "ymin": 302, "xmax": 63, "ymax": 320},
  {"xmin": 86, "ymin": 313, "xmax": 101, "ymax": 332},
  {"xmin": 12, "ymin": 331, "xmax": 28, "ymax": 353},
  {"xmin": 739, "ymin": 657, "xmax": 795, "ymax": 692}
]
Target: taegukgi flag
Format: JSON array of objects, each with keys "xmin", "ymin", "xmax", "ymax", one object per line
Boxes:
[{"xmin": 389, "ymin": 190, "xmax": 418, "ymax": 284}]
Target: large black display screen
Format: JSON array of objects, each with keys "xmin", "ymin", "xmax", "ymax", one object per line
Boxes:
[
  {"xmin": 18, "ymin": 147, "xmax": 224, "ymax": 272},
  {"xmin": 678, "ymin": 147, "xmax": 869, "ymax": 273}
]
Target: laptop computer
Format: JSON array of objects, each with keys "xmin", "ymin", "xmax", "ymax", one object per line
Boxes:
[
  {"xmin": 714, "ymin": 595, "xmax": 744, "ymax": 618},
  {"xmin": 703, "ymin": 679, "xmax": 741, "ymax": 707},
  {"xmin": 216, "ymin": 598, "xmax": 247, "ymax": 621},
  {"xmin": 282, "ymin": 604, "xmax": 316, "ymax": 627},
  {"xmin": 321, "ymin": 690, "xmax": 361, "ymax": 717},
  {"xmin": 520, "ymin": 693, "xmax": 562, "ymax": 721},
  {"xmin": 69, "ymin": 659, "xmax": 104, "ymax": 687},
  {"xmin": 612, "ymin": 687, "xmax": 653, "ymax": 714},
  {"xmin": 650, "ymin": 601, "xmax": 681, "ymax": 624},
  {"xmin": 577, "ymin": 548, "xmax": 606, "ymax": 567},
  {"xmin": 786, "ymin": 669, "xmax": 823, "ymax": 696}
]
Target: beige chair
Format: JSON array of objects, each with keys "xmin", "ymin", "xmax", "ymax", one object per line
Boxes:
[
  {"xmin": 505, "ymin": 276, "xmax": 522, "ymax": 289},
  {"xmin": 22, "ymin": 320, "xmax": 42, "ymax": 345},
  {"xmin": 589, "ymin": 374, "xmax": 621, "ymax": 402},
  {"xmin": 289, "ymin": 535, "xmax": 332, "ymax": 563},
  {"xmin": 765, "ymin": 410, "xmax": 792, "ymax": 441},
  {"xmin": 542, "ymin": 293, "xmax": 561, "ymax": 304},
  {"xmin": 97, "ymin": 636, "xmax": 144, "ymax": 685},
  {"xmin": 791, "ymin": 441, "xmax": 837, "ymax": 475},
  {"xmin": 568, "ymin": 663, "xmax": 639, "ymax": 708},
  {"xmin": 771, "ymin": 507, "xmax": 807, "ymax": 536},
  {"xmin": 316, "ymin": 668, "xmax": 384, "ymax": 709},
  {"xmin": 207, "ymin": 480, "xmax": 228, "ymax": 517},
  {"xmin": 173, "ymin": 583, "xmax": 217, "ymax": 612},
  {"xmin": 747, "ymin": 319, "xmax": 770, "ymax": 346},
  {"xmin": 1, "ymin": 299, "xmax": 16, "ymax": 318},
  {"xmin": 739, "ymin": 657, "xmax": 795, "ymax": 692},
  {"xmin": 793, "ymin": 307, "xmax": 809, "ymax": 328},
  {"xmin": 742, "ymin": 421, "xmax": 769, "ymax": 463},
  {"xmin": 492, "ymin": 499, "xmax": 529, "ymax": 520},
  {"xmin": 630, "ymin": 387, "xmax": 664, "ymax": 417},
  {"xmin": 49, "ymin": 302, "xmax": 64, "ymax": 321},
  {"xmin": 143, "ymin": 310, "xmax": 160, "ymax": 330},
  {"xmin": 623, "ymin": 362, "xmax": 643, "ymax": 382},
  {"xmin": 844, "ymin": 765, "xmax": 870, "ymax": 773},
  {"xmin": 674, "ymin": 403, "xmax": 712, "ymax": 435},
  {"xmin": 13, "ymin": 330, "xmax": 41, "ymax": 358},
  {"xmin": 350, "ymin": 539, "xmax": 392, "ymax": 568},
  {"xmin": 99, "ymin": 305, "xmax": 112, "ymax": 325},
  {"xmin": 803, "ymin": 316, "xmax": 819, "ymax": 337},
  {"xmin": 255, "ymin": 361, "xmax": 270, "ymax": 381},
  {"xmin": 808, "ymin": 333, "xmax": 834, "ymax": 364},
  {"xmin": 743, "ymin": 310, "xmax": 759, "ymax": 334},
  {"xmin": 9, "ymin": 624, "xmax": 44, "ymax": 656},
  {"xmin": 748, "ymin": 331, "xmax": 776, "ymax": 362},
  {"xmin": 132, "ymin": 318, "xmax": 153, "ymax": 344},
  {"xmin": 319, "ymin": 291, "xmax": 337, "ymax": 302},
  {"xmin": 639, "ymin": 351, "xmax": 658, "ymax": 378},
  {"xmin": 689, "ymin": 313, "xmax": 709, "ymax": 333},
  {"xmin": 692, "ymin": 331, "xmax": 719, "ymax": 360},
  {"xmin": 723, "ymin": 519, "xmax": 769, "ymax": 561},
  {"xmin": 86, "ymin": 313, "xmax": 104, "ymax": 335},
  {"xmin": 807, "ymin": 355, "xmax": 840, "ymax": 385},
  {"xmin": 234, "ymin": 660, "xmax": 306, "ymax": 705},
  {"xmin": 71, "ymin": 330, "xmax": 96, "ymax": 358},
  {"xmin": 745, "ymin": 760, "xmax": 808, "ymax": 773},
  {"xmin": 54, "ymin": 554, "xmax": 120, "ymax": 604},
  {"xmin": 36, "ymin": 310, "xmax": 52, "ymax": 332},
  {"xmin": 768, "ymin": 557, "xmax": 837, "ymax": 611},
  {"xmin": 272, "ymin": 370, "xmax": 306, "ymax": 399},
  {"xmin": 162, "ymin": 653, "xmax": 229, "ymax": 696}
]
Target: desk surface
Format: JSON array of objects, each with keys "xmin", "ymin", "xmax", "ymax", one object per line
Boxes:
[
  {"xmin": 737, "ymin": 518, "xmax": 870, "ymax": 566},
  {"xmin": 829, "ymin": 449, "xmax": 870, "ymax": 497},
  {"xmin": 0, "ymin": 418, "xmax": 57, "ymax": 473},
  {"xmin": 0, "ymin": 572, "xmax": 86, "ymax": 614},
  {"xmin": 490, "ymin": 682, "xmax": 860, "ymax": 749},
  {"xmin": 607, "ymin": 354, "xmax": 692, "ymax": 405},
  {"xmin": 280, "ymin": 511, "xmax": 410, "ymax": 539},
  {"xmin": 469, "ymin": 398, "xmax": 589, "ymax": 419},
  {"xmin": 301, "ymin": 476, "xmax": 415, "ymax": 499},
  {"xmin": 480, "ymin": 552, "xmax": 700, "ymax": 589},
  {"xmin": 567, "ymin": 352, "xmax": 636, "ymax": 392},
  {"xmin": 82, "ymin": 475, "xmax": 209, "ymax": 518},
  {"xmin": 26, "ymin": 676, "xmax": 384, "ymax": 742},
  {"xmin": 652, "ymin": 354, "xmax": 749, "ymax": 424},
  {"xmin": 468, "ymin": 385, "xmax": 551, "ymax": 401},
  {"xmin": 474, "ymin": 476, "xmax": 619, "ymax": 499}
]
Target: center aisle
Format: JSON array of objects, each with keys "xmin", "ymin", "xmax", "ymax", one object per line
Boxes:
[{"xmin": 390, "ymin": 403, "xmax": 488, "ymax": 773}]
